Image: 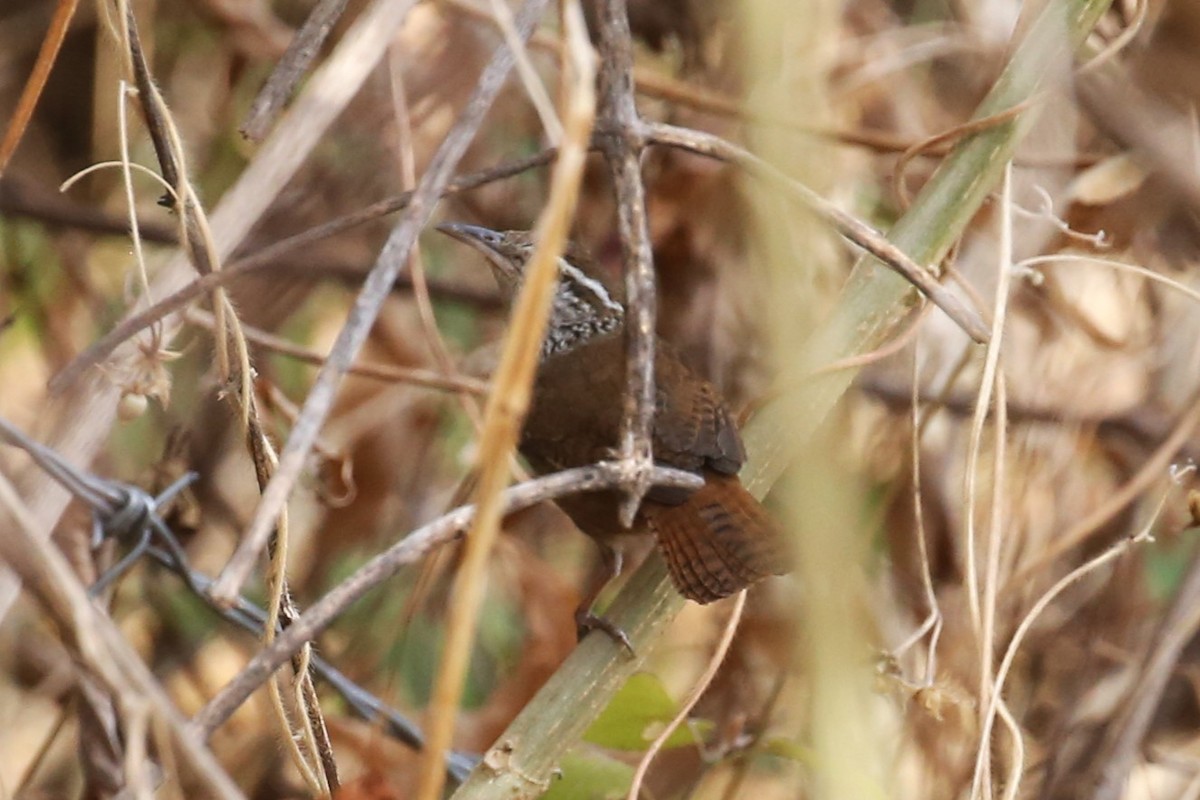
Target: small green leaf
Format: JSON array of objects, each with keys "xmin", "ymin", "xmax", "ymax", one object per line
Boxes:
[
  {"xmin": 541, "ymin": 750, "xmax": 634, "ymax": 800},
  {"xmin": 583, "ymin": 672, "xmax": 708, "ymax": 751}
]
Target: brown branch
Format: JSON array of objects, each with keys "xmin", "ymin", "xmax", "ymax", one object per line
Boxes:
[
  {"xmin": 241, "ymin": 0, "xmax": 351, "ymax": 141},
  {"xmin": 123, "ymin": 6, "xmax": 182, "ymax": 206},
  {"xmin": 593, "ymin": 0, "xmax": 658, "ymax": 527},
  {"xmin": 642, "ymin": 121, "xmax": 991, "ymax": 344},
  {"xmin": 190, "ymin": 463, "xmax": 703, "ymax": 736},
  {"xmin": 0, "ymin": 175, "xmax": 176, "ymax": 242},
  {"xmin": 242, "ymin": 392, "xmax": 339, "ymax": 789}
]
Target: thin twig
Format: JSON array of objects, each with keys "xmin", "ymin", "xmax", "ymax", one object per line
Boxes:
[
  {"xmin": 887, "ymin": 340, "xmax": 943, "ymax": 684},
  {"xmin": 643, "ymin": 121, "xmax": 991, "ymax": 344},
  {"xmin": 241, "ymin": 0, "xmax": 351, "ymax": 141},
  {"xmin": 972, "ymin": 167, "xmax": 1016, "ymax": 798},
  {"xmin": 970, "ymin": 502, "xmax": 1161, "ymax": 800},
  {"xmin": 12, "ymin": 706, "xmax": 69, "ymax": 797},
  {"xmin": 243, "ymin": 394, "xmax": 336, "ymax": 792},
  {"xmin": 625, "ymin": 591, "xmax": 747, "ymax": 800},
  {"xmin": 121, "ymin": 0, "xmax": 254, "ymax": 420},
  {"xmin": 964, "ymin": 164, "xmax": 1015, "ymax": 642},
  {"xmin": 190, "ymin": 463, "xmax": 702, "ymax": 736},
  {"xmin": 185, "ymin": 307, "xmax": 490, "ymax": 395}
]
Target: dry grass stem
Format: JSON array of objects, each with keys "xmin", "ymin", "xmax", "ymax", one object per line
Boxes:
[
  {"xmin": 0, "ymin": 0, "xmax": 80, "ymax": 174},
  {"xmin": 414, "ymin": 4, "xmax": 595, "ymax": 798},
  {"xmin": 624, "ymin": 591, "xmax": 747, "ymax": 800},
  {"xmin": 964, "ymin": 164, "xmax": 1016, "ymax": 643},
  {"xmin": 971, "ymin": 502, "xmax": 1162, "ymax": 800},
  {"xmin": 486, "ymin": 0, "xmax": 562, "ymax": 143}
]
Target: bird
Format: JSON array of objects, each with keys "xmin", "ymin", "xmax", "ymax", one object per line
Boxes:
[{"xmin": 438, "ymin": 222, "xmax": 790, "ymax": 614}]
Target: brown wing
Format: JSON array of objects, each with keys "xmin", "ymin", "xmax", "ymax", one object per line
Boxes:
[
  {"xmin": 519, "ymin": 335, "xmax": 746, "ymax": 487},
  {"xmin": 645, "ymin": 341, "xmax": 745, "ymax": 504}
]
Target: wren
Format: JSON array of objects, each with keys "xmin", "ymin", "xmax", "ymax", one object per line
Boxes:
[{"xmin": 438, "ymin": 222, "xmax": 790, "ymax": 607}]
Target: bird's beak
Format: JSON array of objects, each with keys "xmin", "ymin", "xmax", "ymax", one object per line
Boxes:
[
  {"xmin": 435, "ymin": 221, "xmax": 499, "ymax": 246},
  {"xmin": 436, "ymin": 220, "xmax": 501, "ymax": 251},
  {"xmin": 436, "ymin": 222, "xmax": 519, "ymax": 279}
]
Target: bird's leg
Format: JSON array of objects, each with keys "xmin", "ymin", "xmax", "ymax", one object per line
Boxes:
[{"xmin": 574, "ymin": 544, "xmax": 634, "ymax": 656}]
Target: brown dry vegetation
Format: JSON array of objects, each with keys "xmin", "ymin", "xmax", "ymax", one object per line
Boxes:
[{"xmin": 2, "ymin": 0, "xmax": 1198, "ymax": 798}]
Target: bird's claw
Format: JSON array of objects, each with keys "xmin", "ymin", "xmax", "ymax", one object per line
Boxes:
[{"xmin": 575, "ymin": 608, "xmax": 635, "ymax": 657}]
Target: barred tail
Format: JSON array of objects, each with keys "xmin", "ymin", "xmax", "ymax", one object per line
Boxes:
[{"xmin": 646, "ymin": 473, "xmax": 790, "ymax": 604}]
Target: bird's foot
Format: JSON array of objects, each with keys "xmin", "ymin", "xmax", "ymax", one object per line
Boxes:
[{"xmin": 575, "ymin": 607, "xmax": 635, "ymax": 657}]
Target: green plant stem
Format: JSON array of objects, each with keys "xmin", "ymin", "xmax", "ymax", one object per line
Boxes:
[{"xmin": 742, "ymin": 0, "xmax": 1113, "ymax": 490}]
